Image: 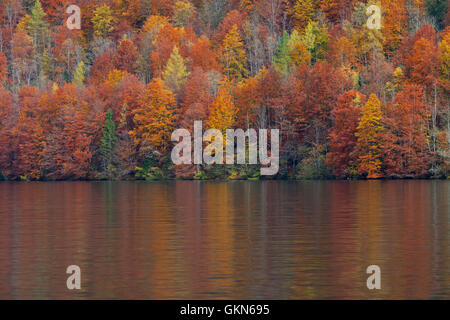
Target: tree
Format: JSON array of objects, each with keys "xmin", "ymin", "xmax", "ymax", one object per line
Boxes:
[
  {"xmin": 150, "ymin": 24, "xmax": 185, "ymax": 77},
  {"xmin": 39, "ymin": 0, "xmax": 67, "ymax": 24},
  {"xmin": 0, "ymin": 86, "xmax": 13, "ymax": 130},
  {"xmin": 51, "ymin": 26, "xmax": 84, "ymax": 83},
  {"xmin": 328, "ymin": 36, "xmax": 357, "ymax": 70},
  {"xmin": 382, "ymin": 0, "xmax": 408, "ymax": 55},
  {"xmin": 89, "ymin": 50, "xmax": 115, "ymax": 85},
  {"xmin": 221, "ymin": 25, "xmax": 247, "ymax": 81},
  {"xmin": 273, "ymin": 31, "xmax": 291, "ymax": 77},
  {"xmin": 162, "ymin": 46, "xmax": 190, "ymax": 93},
  {"xmin": 441, "ymin": 28, "xmax": 450, "ymax": 89},
  {"xmin": 288, "ymin": 61, "xmax": 351, "ymax": 146},
  {"xmin": 289, "ymin": 0, "xmax": 316, "ymax": 32},
  {"xmin": 355, "ymin": 93, "xmax": 385, "ymax": 178},
  {"xmin": 113, "ymin": 39, "xmax": 139, "ymax": 74},
  {"xmin": 327, "ymin": 91, "xmax": 366, "ymax": 178},
  {"xmin": 92, "ymin": 5, "xmax": 115, "ymax": 38},
  {"xmin": 382, "ymin": 84, "xmax": 431, "ymax": 177},
  {"xmin": 11, "ymin": 29, "xmax": 36, "ymax": 86},
  {"xmin": 320, "ymin": 0, "xmax": 347, "ymax": 23},
  {"xmin": 27, "ymin": 0, "xmax": 48, "ymax": 52},
  {"xmin": 41, "ymin": 84, "xmax": 97, "ymax": 180},
  {"xmin": 406, "ymin": 36, "xmax": 441, "ymax": 156},
  {"xmin": 407, "ymin": 37, "xmax": 440, "ymax": 90},
  {"xmin": 214, "ymin": 9, "xmax": 247, "ymax": 44},
  {"xmin": 191, "ymin": 37, "xmax": 220, "ymax": 71},
  {"xmin": 207, "ymin": 86, "xmax": 237, "ymax": 132},
  {"xmin": 130, "ymin": 78, "xmax": 179, "ymax": 154},
  {"xmin": 0, "ymin": 52, "xmax": 7, "ymax": 84},
  {"xmin": 172, "ymin": 0, "xmax": 195, "ymax": 27},
  {"xmin": 287, "ymin": 29, "xmax": 311, "ymax": 67},
  {"xmin": 0, "ymin": 0, "xmax": 446, "ymax": 180},
  {"xmin": 142, "ymin": 14, "xmax": 169, "ymax": 36},
  {"xmin": 120, "ymin": 0, "xmax": 148, "ymax": 27},
  {"xmin": 350, "ymin": 3, "xmax": 385, "ymax": 65},
  {"xmin": 0, "ymin": 87, "xmax": 14, "ymax": 177},
  {"xmin": 99, "ymin": 109, "xmax": 118, "ymax": 176},
  {"xmin": 254, "ymin": 0, "xmax": 283, "ymax": 40},
  {"xmin": 10, "ymin": 86, "xmax": 45, "ymax": 180},
  {"xmin": 72, "ymin": 60, "xmax": 85, "ymax": 86},
  {"xmin": 301, "ymin": 21, "xmax": 329, "ymax": 62},
  {"xmin": 181, "ymin": 68, "xmax": 212, "ymax": 129},
  {"xmin": 425, "ymin": 0, "xmax": 448, "ymax": 30}
]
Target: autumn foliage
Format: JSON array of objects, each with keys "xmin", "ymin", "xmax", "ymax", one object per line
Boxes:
[{"xmin": 0, "ymin": 0, "xmax": 448, "ymax": 180}]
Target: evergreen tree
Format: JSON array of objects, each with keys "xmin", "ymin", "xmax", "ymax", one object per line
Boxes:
[
  {"xmin": 28, "ymin": 0, "xmax": 48, "ymax": 52},
  {"xmin": 273, "ymin": 31, "xmax": 291, "ymax": 77},
  {"xmin": 100, "ymin": 109, "xmax": 118, "ymax": 176},
  {"xmin": 426, "ymin": 0, "xmax": 448, "ymax": 30}
]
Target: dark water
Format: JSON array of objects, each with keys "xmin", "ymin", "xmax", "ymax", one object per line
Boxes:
[{"xmin": 0, "ymin": 180, "xmax": 449, "ymax": 299}]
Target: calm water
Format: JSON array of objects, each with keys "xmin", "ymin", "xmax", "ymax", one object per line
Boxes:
[{"xmin": 0, "ymin": 180, "xmax": 449, "ymax": 299}]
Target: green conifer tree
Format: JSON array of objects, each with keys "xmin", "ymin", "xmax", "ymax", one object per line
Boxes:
[
  {"xmin": 273, "ymin": 31, "xmax": 291, "ymax": 77},
  {"xmin": 100, "ymin": 109, "xmax": 118, "ymax": 177},
  {"xmin": 28, "ymin": 0, "xmax": 48, "ymax": 51}
]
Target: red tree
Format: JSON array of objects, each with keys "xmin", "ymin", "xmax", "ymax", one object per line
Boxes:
[
  {"xmin": 113, "ymin": 39, "xmax": 139, "ymax": 74},
  {"xmin": 327, "ymin": 90, "xmax": 366, "ymax": 178},
  {"xmin": 382, "ymin": 84, "xmax": 431, "ymax": 177}
]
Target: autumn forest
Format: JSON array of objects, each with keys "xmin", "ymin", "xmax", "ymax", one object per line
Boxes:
[{"xmin": 0, "ymin": 0, "xmax": 448, "ymax": 181}]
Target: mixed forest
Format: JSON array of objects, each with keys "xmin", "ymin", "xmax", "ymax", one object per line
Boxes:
[{"xmin": 0, "ymin": 0, "xmax": 448, "ymax": 180}]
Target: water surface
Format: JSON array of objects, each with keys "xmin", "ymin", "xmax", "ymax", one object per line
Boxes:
[{"xmin": 0, "ymin": 180, "xmax": 449, "ymax": 299}]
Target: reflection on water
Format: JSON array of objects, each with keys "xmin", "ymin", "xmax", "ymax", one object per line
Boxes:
[{"xmin": 0, "ymin": 180, "xmax": 448, "ymax": 299}]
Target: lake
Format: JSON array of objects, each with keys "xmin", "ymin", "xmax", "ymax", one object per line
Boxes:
[{"xmin": 0, "ymin": 180, "xmax": 449, "ymax": 299}]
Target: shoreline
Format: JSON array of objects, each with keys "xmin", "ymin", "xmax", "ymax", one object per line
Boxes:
[{"xmin": 1, "ymin": 177, "xmax": 448, "ymax": 182}]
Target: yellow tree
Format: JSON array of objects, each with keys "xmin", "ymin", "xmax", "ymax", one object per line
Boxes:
[
  {"xmin": 289, "ymin": 0, "xmax": 316, "ymax": 32},
  {"xmin": 92, "ymin": 5, "xmax": 115, "ymax": 37},
  {"xmin": 355, "ymin": 93, "xmax": 385, "ymax": 178},
  {"xmin": 287, "ymin": 29, "xmax": 311, "ymax": 67},
  {"xmin": 206, "ymin": 86, "xmax": 237, "ymax": 162},
  {"xmin": 172, "ymin": 0, "xmax": 195, "ymax": 27},
  {"xmin": 221, "ymin": 25, "xmax": 247, "ymax": 81},
  {"xmin": 301, "ymin": 21, "xmax": 329, "ymax": 62},
  {"xmin": 106, "ymin": 69, "xmax": 127, "ymax": 87},
  {"xmin": 162, "ymin": 46, "xmax": 190, "ymax": 94},
  {"xmin": 440, "ymin": 28, "xmax": 450, "ymax": 88},
  {"xmin": 142, "ymin": 15, "xmax": 169, "ymax": 36},
  {"xmin": 130, "ymin": 78, "xmax": 179, "ymax": 154},
  {"xmin": 207, "ymin": 87, "xmax": 237, "ymax": 132}
]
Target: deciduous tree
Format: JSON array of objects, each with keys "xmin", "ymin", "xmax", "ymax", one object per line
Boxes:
[
  {"xmin": 130, "ymin": 78, "xmax": 179, "ymax": 154},
  {"xmin": 327, "ymin": 90, "xmax": 366, "ymax": 178},
  {"xmin": 355, "ymin": 93, "xmax": 385, "ymax": 178},
  {"xmin": 162, "ymin": 46, "xmax": 190, "ymax": 93},
  {"xmin": 221, "ymin": 25, "xmax": 247, "ymax": 81}
]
